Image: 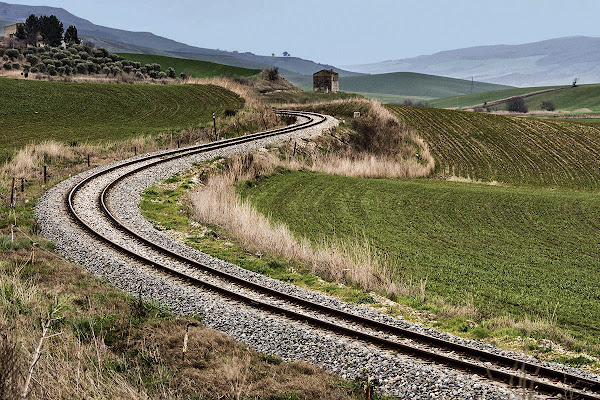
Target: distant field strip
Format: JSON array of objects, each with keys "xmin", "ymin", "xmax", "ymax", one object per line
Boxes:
[
  {"xmin": 118, "ymin": 53, "xmax": 261, "ymax": 78},
  {"xmin": 429, "ymin": 86, "xmax": 558, "ymax": 109},
  {"xmin": 240, "ymin": 172, "xmax": 600, "ymax": 347},
  {"xmin": 388, "ymin": 105, "xmax": 600, "ymax": 189},
  {"xmin": 0, "ymin": 78, "xmax": 243, "ymax": 156}
]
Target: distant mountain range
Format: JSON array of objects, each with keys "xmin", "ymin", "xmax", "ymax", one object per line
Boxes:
[
  {"xmin": 341, "ymin": 36, "xmax": 600, "ymax": 87},
  {"xmin": 0, "ymin": 0, "xmax": 361, "ymax": 85},
  {"xmin": 3, "ymin": 1, "xmax": 598, "ymax": 90}
]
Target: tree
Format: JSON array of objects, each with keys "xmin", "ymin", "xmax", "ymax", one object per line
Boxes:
[
  {"xmin": 64, "ymin": 25, "xmax": 80, "ymax": 44},
  {"xmin": 22, "ymin": 14, "xmax": 40, "ymax": 46},
  {"xmin": 39, "ymin": 15, "xmax": 64, "ymax": 47},
  {"xmin": 267, "ymin": 67, "xmax": 279, "ymax": 81},
  {"xmin": 282, "ymin": 51, "xmax": 290, "ymax": 57},
  {"xmin": 15, "ymin": 24, "xmax": 26, "ymax": 40},
  {"xmin": 572, "ymin": 78, "xmax": 578, "ymax": 88},
  {"xmin": 507, "ymin": 97, "xmax": 528, "ymax": 113},
  {"xmin": 541, "ymin": 100, "xmax": 555, "ymax": 111}
]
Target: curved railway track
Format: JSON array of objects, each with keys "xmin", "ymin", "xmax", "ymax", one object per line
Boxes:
[{"xmin": 61, "ymin": 110, "xmax": 599, "ymax": 399}]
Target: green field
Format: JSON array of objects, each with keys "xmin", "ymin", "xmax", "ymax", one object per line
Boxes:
[
  {"xmin": 339, "ymin": 72, "xmax": 511, "ymax": 99},
  {"xmin": 388, "ymin": 105, "xmax": 600, "ymax": 189},
  {"xmin": 0, "ymin": 78, "xmax": 243, "ymax": 157},
  {"xmin": 118, "ymin": 53, "xmax": 261, "ymax": 78},
  {"xmin": 240, "ymin": 172, "xmax": 600, "ymax": 349},
  {"xmin": 514, "ymin": 84, "xmax": 600, "ymax": 112},
  {"xmin": 428, "ymin": 86, "xmax": 558, "ymax": 108},
  {"xmin": 262, "ymin": 90, "xmax": 361, "ymax": 104},
  {"xmin": 352, "ymin": 92, "xmax": 434, "ymax": 104}
]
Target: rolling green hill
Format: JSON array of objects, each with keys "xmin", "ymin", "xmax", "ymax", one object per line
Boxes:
[
  {"xmin": 338, "ymin": 72, "xmax": 511, "ymax": 99},
  {"xmin": 0, "ymin": 78, "xmax": 243, "ymax": 157},
  {"xmin": 388, "ymin": 105, "xmax": 600, "ymax": 189},
  {"xmin": 516, "ymin": 84, "xmax": 600, "ymax": 112},
  {"xmin": 240, "ymin": 172, "xmax": 600, "ymax": 350},
  {"xmin": 428, "ymin": 86, "xmax": 558, "ymax": 108},
  {"xmin": 430, "ymin": 84, "xmax": 600, "ymax": 111},
  {"xmin": 118, "ymin": 53, "xmax": 261, "ymax": 78}
]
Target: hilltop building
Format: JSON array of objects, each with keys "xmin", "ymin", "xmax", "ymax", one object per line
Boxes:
[
  {"xmin": 313, "ymin": 69, "xmax": 339, "ymax": 93},
  {"xmin": 3, "ymin": 23, "xmax": 22, "ymax": 38}
]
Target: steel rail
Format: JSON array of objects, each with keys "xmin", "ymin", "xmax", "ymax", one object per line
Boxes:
[{"xmin": 64, "ymin": 111, "xmax": 600, "ymax": 400}]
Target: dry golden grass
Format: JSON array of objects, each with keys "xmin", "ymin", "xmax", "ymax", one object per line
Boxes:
[
  {"xmin": 190, "ymin": 154, "xmax": 408, "ymax": 297},
  {"xmin": 0, "ymin": 253, "xmax": 355, "ymax": 400}
]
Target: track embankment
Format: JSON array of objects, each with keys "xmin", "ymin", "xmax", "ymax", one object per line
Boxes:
[{"xmin": 35, "ymin": 111, "xmax": 600, "ymax": 400}]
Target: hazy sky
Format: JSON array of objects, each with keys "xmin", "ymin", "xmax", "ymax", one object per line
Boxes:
[{"xmin": 6, "ymin": 0, "xmax": 600, "ymax": 65}]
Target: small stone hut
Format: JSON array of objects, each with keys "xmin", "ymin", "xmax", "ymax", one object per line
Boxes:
[
  {"xmin": 3, "ymin": 23, "xmax": 22, "ymax": 38},
  {"xmin": 313, "ymin": 69, "xmax": 339, "ymax": 93}
]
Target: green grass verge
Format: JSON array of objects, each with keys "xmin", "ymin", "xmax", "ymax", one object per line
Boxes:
[
  {"xmin": 118, "ymin": 53, "xmax": 261, "ymax": 78},
  {"xmin": 0, "ymin": 78, "xmax": 243, "ymax": 158},
  {"xmin": 339, "ymin": 72, "xmax": 511, "ymax": 99},
  {"xmin": 388, "ymin": 105, "xmax": 600, "ymax": 189},
  {"xmin": 240, "ymin": 171, "xmax": 600, "ymax": 353}
]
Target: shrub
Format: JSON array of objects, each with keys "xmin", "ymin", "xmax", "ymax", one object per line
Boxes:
[
  {"xmin": 166, "ymin": 67, "xmax": 176, "ymax": 78},
  {"xmin": 101, "ymin": 66, "xmax": 110, "ymax": 75},
  {"xmin": 5, "ymin": 49, "xmax": 20, "ymax": 60},
  {"xmin": 47, "ymin": 65, "xmax": 57, "ymax": 76},
  {"xmin": 267, "ymin": 67, "xmax": 279, "ymax": 81},
  {"xmin": 403, "ymin": 99, "xmax": 413, "ymax": 106},
  {"xmin": 57, "ymin": 66, "xmax": 66, "ymax": 75},
  {"xmin": 157, "ymin": 71, "xmax": 167, "ymax": 79},
  {"xmin": 86, "ymin": 62, "xmax": 97, "ymax": 74},
  {"xmin": 64, "ymin": 65, "xmax": 72, "ymax": 75},
  {"xmin": 135, "ymin": 71, "xmax": 145, "ymax": 80},
  {"xmin": 78, "ymin": 51, "xmax": 89, "ymax": 60},
  {"xmin": 123, "ymin": 65, "xmax": 132, "ymax": 73},
  {"xmin": 11, "ymin": 62, "xmax": 20, "ymax": 69},
  {"xmin": 180, "ymin": 72, "xmax": 187, "ymax": 80},
  {"xmin": 507, "ymin": 97, "xmax": 528, "ymax": 113},
  {"xmin": 110, "ymin": 66, "xmax": 122, "ymax": 76},
  {"xmin": 132, "ymin": 61, "xmax": 141, "ymax": 69},
  {"xmin": 148, "ymin": 70, "xmax": 158, "ymax": 79},
  {"xmin": 76, "ymin": 63, "xmax": 88, "ymax": 74},
  {"xmin": 54, "ymin": 60, "xmax": 63, "ymax": 68},
  {"xmin": 26, "ymin": 54, "xmax": 39, "ymax": 64},
  {"xmin": 541, "ymin": 100, "xmax": 555, "ymax": 111},
  {"xmin": 30, "ymin": 67, "xmax": 39, "ymax": 73},
  {"xmin": 3, "ymin": 62, "xmax": 11, "ymax": 70}
]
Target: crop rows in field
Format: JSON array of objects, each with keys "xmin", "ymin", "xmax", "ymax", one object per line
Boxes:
[
  {"xmin": 241, "ymin": 171, "xmax": 600, "ymax": 348},
  {"xmin": 0, "ymin": 78, "xmax": 243, "ymax": 157},
  {"xmin": 388, "ymin": 105, "xmax": 600, "ymax": 189}
]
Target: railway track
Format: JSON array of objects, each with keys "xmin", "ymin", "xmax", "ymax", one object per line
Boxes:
[{"xmin": 59, "ymin": 110, "xmax": 600, "ymax": 399}]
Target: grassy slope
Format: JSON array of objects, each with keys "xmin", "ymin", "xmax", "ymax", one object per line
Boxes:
[
  {"xmin": 388, "ymin": 105, "xmax": 600, "ymax": 189},
  {"xmin": 240, "ymin": 172, "xmax": 600, "ymax": 350},
  {"xmin": 0, "ymin": 78, "xmax": 243, "ymax": 157},
  {"xmin": 518, "ymin": 84, "xmax": 600, "ymax": 112},
  {"xmin": 430, "ymin": 84, "xmax": 600, "ymax": 111},
  {"xmin": 118, "ymin": 53, "xmax": 261, "ymax": 78},
  {"xmin": 429, "ymin": 86, "xmax": 558, "ymax": 108},
  {"xmin": 339, "ymin": 72, "xmax": 511, "ymax": 99}
]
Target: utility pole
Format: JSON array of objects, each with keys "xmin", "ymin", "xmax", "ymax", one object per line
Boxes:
[{"xmin": 213, "ymin": 112, "xmax": 217, "ymax": 141}]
